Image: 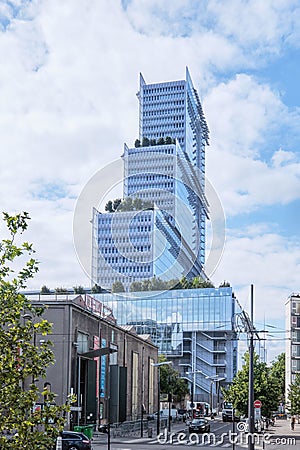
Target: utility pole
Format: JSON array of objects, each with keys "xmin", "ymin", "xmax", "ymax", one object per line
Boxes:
[
  {"xmin": 247, "ymin": 284, "xmax": 255, "ymax": 450},
  {"xmin": 234, "ymin": 285, "xmax": 260, "ymax": 450}
]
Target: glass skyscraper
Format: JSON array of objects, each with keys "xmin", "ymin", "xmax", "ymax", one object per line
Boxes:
[
  {"xmin": 92, "ymin": 68, "xmax": 209, "ymax": 291},
  {"xmin": 91, "ymin": 70, "xmax": 239, "ymax": 403}
]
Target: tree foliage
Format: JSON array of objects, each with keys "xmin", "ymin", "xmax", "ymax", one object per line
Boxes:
[
  {"xmin": 73, "ymin": 285, "xmax": 85, "ymax": 294},
  {"xmin": 223, "ymin": 352, "xmax": 283, "ymax": 418},
  {"xmin": 40, "ymin": 285, "xmax": 50, "ymax": 294},
  {"xmin": 54, "ymin": 287, "xmax": 69, "ymax": 294},
  {"xmin": 136, "ymin": 136, "xmax": 175, "ymax": 147},
  {"xmin": 0, "ymin": 212, "xmax": 71, "ymax": 449},
  {"xmin": 111, "ymin": 281, "xmax": 125, "ymax": 293},
  {"xmin": 129, "ymin": 276, "xmax": 215, "ymax": 292},
  {"xmin": 269, "ymin": 353, "xmax": 285, "ymax": 406},
  {"xmin": 91, "ymin": 284, "xmax": 102, "ymax": 294},
  {"xmin": 288, "ymin": 374, "xmax": 300, "ymax": 416},
  {"xmin": 158, "ymin": 356, "xmax": 189, "ymax": 403},
  {"xmin": 105, "ymin": 197, "xmax": 154, "ymax": 213}
]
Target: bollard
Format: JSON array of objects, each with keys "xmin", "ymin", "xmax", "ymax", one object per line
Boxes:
[{"xmin": 56, "ymin": 436, "xmax": 62, "ymax": 450}]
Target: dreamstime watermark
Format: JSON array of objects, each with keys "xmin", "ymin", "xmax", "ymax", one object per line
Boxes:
[
  {"xmin": 156, "ymin": 427, "xmax": 297, "ymax": 446},
  {"xmin": 73, "ymin": 154, "xmax": 226, "ymax": 293}
]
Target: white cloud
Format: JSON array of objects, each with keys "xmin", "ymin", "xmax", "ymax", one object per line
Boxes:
[
  {"xmin": 0, "ymin": 1, "xmax": 299, "ymax": 368},
  {"xmin": 211, "ymin": 225, "xmax": 300, "ymax": 312}
]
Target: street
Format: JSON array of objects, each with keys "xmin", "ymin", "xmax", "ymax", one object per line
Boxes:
[{"xmin": 91, "ymin": 418, "xmax": 299, "ymax": 450}]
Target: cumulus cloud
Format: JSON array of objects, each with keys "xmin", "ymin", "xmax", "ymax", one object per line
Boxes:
[{"xmin": 0, "ymin": 0, "xmax": 299, "ymax": 363}]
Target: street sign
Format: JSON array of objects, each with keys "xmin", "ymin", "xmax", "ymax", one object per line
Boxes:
[
  {"xmin": 70, "ymin": 406, "xmax": 82, "ymax": 411},
  {"xmin": 254, "ymin": 400, "xmax": 262, "ymax": 408},
  {"xmin": 254, "ymin": 408, "xmax": 261, "ymax": 420}
]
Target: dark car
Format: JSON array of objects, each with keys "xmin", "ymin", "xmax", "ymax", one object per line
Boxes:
[
  {"xmin": 177, "ymin": 409, "xmax": 188, "ymax": 420},
  {"xmin": 222, "ymin": 409, "xmax": 240, "ymax": 422},
  {"xmin": 189, "ymin": 418, "xmax": 210, "ymax": 434},
  {"xmin": 58, "ymin": 431, "xmax": 92, "ymax": 450}
]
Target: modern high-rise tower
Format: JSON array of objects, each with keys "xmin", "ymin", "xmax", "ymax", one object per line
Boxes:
[{"xmin": 92, "ymin": 68, "xmax": 210, "ymax": 291}]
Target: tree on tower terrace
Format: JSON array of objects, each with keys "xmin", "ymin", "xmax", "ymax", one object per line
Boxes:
[{"xmin": 0, "ymin": 212, "xmax": 72, "ymax": 450}]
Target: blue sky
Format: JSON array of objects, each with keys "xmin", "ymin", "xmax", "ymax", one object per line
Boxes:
[{"xmin": 0, "ymin": 0, "xmax": 299, "ymax": 361}]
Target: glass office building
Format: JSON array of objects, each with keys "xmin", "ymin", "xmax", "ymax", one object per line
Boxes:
[
  {"xmin": 95, "ymin": 286, "xmax": 239, "ymax": 403},
  {"xmin": 92, "ymin": 68, "xmax": 209, "ymax": 290}
]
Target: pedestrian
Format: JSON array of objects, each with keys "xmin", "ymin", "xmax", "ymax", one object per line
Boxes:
[{"xmin": 291, "ymin": 416, "xmax": 295, "ymax": 431}]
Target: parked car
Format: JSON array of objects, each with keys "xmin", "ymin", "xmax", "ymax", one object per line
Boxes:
[
  {"xmin": 147, "ymin": 412, "xmax": 158, "ymax": 420},
  {"xmin": 177, "ymin": 409, "xmax": 188, "ymax": 420},
  {"xmin": 189, "ymin": 418, "xmax": 210, "ymax": 434},
  {"xmin": 56, "ymin": 431, "xmax": 92, "ymax": 450},
  {"xmin": 147, "ymin": 409, "xmax": 178, "ymax": 420}
]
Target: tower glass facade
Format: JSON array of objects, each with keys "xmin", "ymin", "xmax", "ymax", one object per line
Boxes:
[{"xmin": 92, "ymin": 68, "xmax": 209, "ymax": 291}]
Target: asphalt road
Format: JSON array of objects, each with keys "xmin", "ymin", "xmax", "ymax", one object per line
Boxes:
[{"xmin": 91, "ymin": 418, "xmax": 298, "ymax": 450}]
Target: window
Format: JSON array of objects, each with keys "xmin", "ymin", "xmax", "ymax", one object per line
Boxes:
[
  {"xmin": 77, "ymin": 331, "xmax": 89, "ymax": 354},
  {"xmin": 132, "ymin": 352, "xmax": 139, "ymax": 419}
]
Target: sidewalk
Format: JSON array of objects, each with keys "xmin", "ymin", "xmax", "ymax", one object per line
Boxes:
[{"xmin": 269, "ymin": 418, "xmax": 300, "ymax": 438}]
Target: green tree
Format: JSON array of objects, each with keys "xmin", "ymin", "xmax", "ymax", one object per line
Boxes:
[
  {"xmin": 54, "ymin": 287, "xmax": 69, "ymax": 294},
  {"xmin": 118, "ymin": 197, "xmax": 133, "ymax": 212},
  {"xmin": 219, "ymin": 281, "xmax": 231, "ymax": 287},
  {"xmin": 130, "ymin": 281, "xmax": 143, "ymax": 292},
  {"xmin": 0, "ymin": 212, "xmax": 71, "ymax": 450},
  {"xmin": 133, "ymin": 197, "xmax": 143, "ymax": 211},
  {"xmin": 157, "ymin": 137, "xmax": 165, "ymax": 145},
  {"xmin": 269, "ymin": 353, "xmax": 285, "ymax": 408},
  {"xmin": 73, "ymin": 285, "xmax": 85, "ymax": 294},
  {"xmin": 111, "ymin": 281, "xmax": 125, "ymax": 293},
  {"xmin": 165, "ymin": 136, "xmax": 172, "ymax": 144},
  {"xmin": 91, "ymin": 284, "xmax": 102, "ymax": 294},
  {"xmin": 288, "ymin": 374, "xmax": 300, "ymax": 416},
  {"xmin": 158, "ymin": 356, "xmax": 189, "ymax": 403},
  {"xmin": 177, "ymin": 276, "xmax": 192, "ymax": 290},
  {"xmin": 134, "ymin": 139, "xmax": 141, "ymax": 147},
  {"xmin": 113, "ymin": 198, "xmax": 122, "ymax": 211},
  {"xmin": 40, "ymin": 285, "xmax": 50, "ymax": 294},
  {"xmin": 105, "ymin": 200, "xmax": 113, "ymax": 213},
  {"xmin": 192, "ymin": 276, "xmax": 214, "ymax": 289},
  {"xmin": 223, "ymin": 352, "xmax": 279, "ymax": 417},
  {"xmin": 142, "ymin": 137, "xmax": 150, "ymax": 147}
]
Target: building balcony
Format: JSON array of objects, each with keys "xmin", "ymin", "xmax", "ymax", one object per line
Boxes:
[{"xmin": 212, "ymin": 360, "xmax": 227, "ymax": 367}]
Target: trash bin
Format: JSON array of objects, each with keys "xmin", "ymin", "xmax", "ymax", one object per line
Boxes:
[
  {"xmin": 82, "ymin": 425, "xmax": 94, "ymax": 439},
  {"xmin": 148, "ymin": 427, "xmax": 153, "ymax": 438},
  {"xmin": 73, "ymin": 426, "xmax": 84, "ymax": 433}
]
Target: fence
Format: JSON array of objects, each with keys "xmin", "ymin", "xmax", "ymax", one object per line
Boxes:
[{"xmin": 110, "ymin": 418, "xmax": 168, "ymax": 437}]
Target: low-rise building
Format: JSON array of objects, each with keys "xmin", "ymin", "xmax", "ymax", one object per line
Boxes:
[{"xmin": 26, "ymin": 293, "xmax": 158, "ymax": 427}]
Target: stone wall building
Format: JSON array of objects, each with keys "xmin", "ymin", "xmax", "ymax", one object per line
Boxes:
[{"xmin": 27, "ymin": 293, "xmax": 158, "ymax": 428}]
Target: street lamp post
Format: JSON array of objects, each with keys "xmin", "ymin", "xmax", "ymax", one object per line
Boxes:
[
  {"xmin": 186, "ymin": 370, "xmax": 205, "ymax": 418},
  {"xmin": 151, "ymin": 361, "xmax": 172, "ymax": 436},
  {"xmin": 205, "ymin": 376, "xmax": 225, "ymax": 415}
]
